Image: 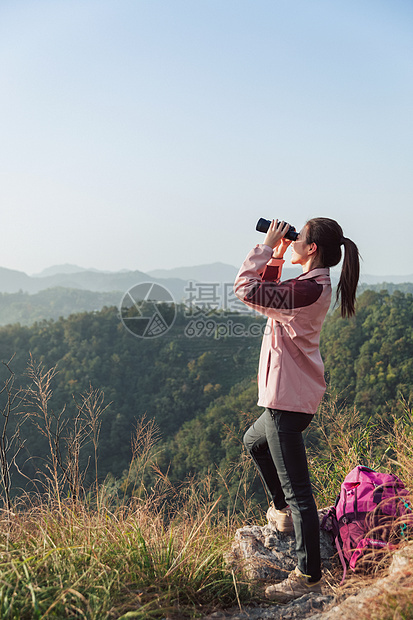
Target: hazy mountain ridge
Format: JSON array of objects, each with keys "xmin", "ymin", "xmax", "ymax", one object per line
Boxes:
[
  {"xmin": 1, "ymin": 262, "xmax": 413, "ymax": 296},
  {"xmin": 0, "ymin": 266, "xmax": 185, "ymax": 298},
  {"xmin": 32, "ymin": 264, "xmax": 108, "ymax": 277},
  {"xmin": 1, "ymin": 263, "xmax": 413, "ymax": 328}
]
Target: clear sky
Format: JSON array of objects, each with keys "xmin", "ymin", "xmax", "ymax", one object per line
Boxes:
[{"xmin": 1, "ymin": 0, "xmax": 412, "ymax": 277}]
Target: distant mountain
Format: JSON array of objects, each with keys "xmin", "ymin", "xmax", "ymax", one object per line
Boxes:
[
  {"xmin": 148, "ymin": 261, "xmax": 302, "ymax": 282},
  {"xmin": 0, "ymin": 266, "xmax": 188, "ymax": 302},
  {"xmin": 149, "ymin": 262, "xmax": 403, "ymax": 286},
  {"xmin": 1, "ymin": 261, "xmax": 413, "ymax": 300},
  {"xmin": 33, "ymin": 264, "xmax": 99, "ymax": 277},
  {"xmin": 0, "ymin": 262, "xmax": 303, "ymax": 297},
  {"xmin": 0, "ymin": 267, "xmax": 33, "ymax": 293},
  {"xmin": 148, "ymin": 262, "xmax": 239, "ymax": 282},
  {"xmin": 359, "ymin": 273, "xmax": 413, "ymax": 284},
  {"xmin": 0, "ymin": 262, "xmax": 306, "ymax": 326},
  {"xmin": 33, "ymin": 264, "xmax": 134, "ymax": 277}
]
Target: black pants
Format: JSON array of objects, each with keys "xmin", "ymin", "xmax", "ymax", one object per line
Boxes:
[{"xmin": 243, "ymin": 408, "xmax": 321, "ymax": 582}]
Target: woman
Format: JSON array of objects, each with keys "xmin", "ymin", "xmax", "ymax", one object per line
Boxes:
[{"xmin": 234, "ymin": 217, "xmax": 360, "ymax": 602}]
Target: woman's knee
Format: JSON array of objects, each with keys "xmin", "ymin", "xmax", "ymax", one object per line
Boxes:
[
  {"xmin": 243, "ymin": 411, "xmax": 268, "ymax": 453},
  {"xmin": 243, "ymin": 427, "xmax": 267, "ymax": 455},
  {"xmin": 243, "ymin": 429, "xmax": 252, "ymax": 452}
]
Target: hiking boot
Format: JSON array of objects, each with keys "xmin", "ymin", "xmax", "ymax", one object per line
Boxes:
[
  {"xmin": 265, "ymin": 566, "xmax": 322, "ymax": 602},
  {"xmin": 266, "ymin": 503, "xmax": 294, "ymax": 533}
]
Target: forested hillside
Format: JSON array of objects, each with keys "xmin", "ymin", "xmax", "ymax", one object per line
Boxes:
[
  {"xmin": 0, "ymin": 288, "xmax": 412, "ymax": 499},
  {"xmin": 0, "ymin": 307, "xmax": 264, "ymax": 489},
  {"xmin": 321, "ymin": 289, "xmax": 413, "ymax": 419}
]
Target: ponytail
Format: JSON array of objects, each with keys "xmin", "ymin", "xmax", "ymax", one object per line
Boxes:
[
  {"xmin": 306, "ymin": 218, "xmax": 360, "ymax": 318},
  {"xmin": 336, "ymin": 237, "xmax": 360, "ymax": 318}
]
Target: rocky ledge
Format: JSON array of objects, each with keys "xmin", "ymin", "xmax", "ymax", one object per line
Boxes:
[{"xmin": 202, "ymin": 514, "xmax": 413, "ymax": 620}]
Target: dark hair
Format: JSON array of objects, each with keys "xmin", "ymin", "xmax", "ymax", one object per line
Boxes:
[{"xmin": 305, "ymin": 217, "xmax": 360, "ymax": 318}]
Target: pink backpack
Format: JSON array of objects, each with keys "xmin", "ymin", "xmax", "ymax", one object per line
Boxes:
[{"xmin": 322, "ymin": 465, "xmax": 412, "ymax": 583}]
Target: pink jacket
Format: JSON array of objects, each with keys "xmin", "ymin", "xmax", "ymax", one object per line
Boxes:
[{"xmin": 234, "ymin": 244, "xmax": 331, "ymax": 414}]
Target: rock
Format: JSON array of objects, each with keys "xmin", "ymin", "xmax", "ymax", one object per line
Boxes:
[
  {"xmin": 202, "ymin": 593, "xmax": 335, "ymax": 620},
  {"xmin": 218, "ymin": 509, "xmax": 337, "ymax": 619},
  {"xmin": 226, "ymin": 524, "xmax": 297, "ymax": 581},
  {"xmin": 226, "ymin": 510, "xmax": 336, "ymax": 582},
  {"xmin": 276, "ymin": 593, "xmax": 335, "ymax": 619},
  {"xmin": 216, "ymin": 520, "xmax": 413, "ymax": 620},
  {"xmin": 388, "ymin": 540, "xmax": 413, "ymax": 575}
]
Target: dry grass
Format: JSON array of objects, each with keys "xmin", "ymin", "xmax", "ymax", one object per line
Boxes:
[{"xmin": 0, "ymin": 477, "xmax": 256, "ymax": 618}]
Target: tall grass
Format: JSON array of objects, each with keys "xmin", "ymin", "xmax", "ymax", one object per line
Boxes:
[
  {"xmin": 0, "ymin": 487, "xmax": 253, "ymax": 619},
  {"xmin": 309, "ymin": 391, "xmax": 413, "ymax": 506},
  {"xmin": 308, "ymin": 392, "xmax": 377, "ymax": 506},
  {"xmin": 0, "ymin": 362, "xmax": 258, "ymax": 619},
  {"xmin": 0, "ymin": 363, "xmax": 412, "ymax": 618}
]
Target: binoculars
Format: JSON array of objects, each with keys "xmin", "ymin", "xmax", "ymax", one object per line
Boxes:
[{"xmin": 256, "ymin": 218, "xmax": 298, "ymax": 241}]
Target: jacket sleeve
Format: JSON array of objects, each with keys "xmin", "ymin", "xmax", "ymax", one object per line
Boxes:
[{"xmin": 234, "ymin": 244, "xmax": 323, "ymax": 318}]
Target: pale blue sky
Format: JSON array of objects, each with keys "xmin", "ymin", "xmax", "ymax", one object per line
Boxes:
[{"xmin": 1, "ymin": 0, "xmax": 412, "ymax": 277}]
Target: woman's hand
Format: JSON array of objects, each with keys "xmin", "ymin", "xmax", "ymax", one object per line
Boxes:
[{"xmin": 263, "ymin": 219, "xmax": 292, "ymax": 258}]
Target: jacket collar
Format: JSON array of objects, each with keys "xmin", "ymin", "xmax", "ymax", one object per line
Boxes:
[{"xmin": 297, "ymin": 267, "xmax": 331, "ymax": 285}]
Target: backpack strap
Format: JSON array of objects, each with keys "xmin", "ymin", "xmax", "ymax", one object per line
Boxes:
[
  {"xmin": 335, "ymin": 536, "xmax": 347, "ymax": 585},
  {"xmin": 321, "ymin": 507, "xmax": 348, "ymax": 585},
  {"xmin": 372, "ymin": 484, "xmax": 385, "ymax": 507},
  {"xmin": 320, "ymin": 510, "xmax": 332, "ymax": 531}
]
